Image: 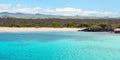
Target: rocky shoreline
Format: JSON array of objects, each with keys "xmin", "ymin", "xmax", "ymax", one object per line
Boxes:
[{"xmin": 79, "ymin": 27, "xmax": 120, "ymax": 33}]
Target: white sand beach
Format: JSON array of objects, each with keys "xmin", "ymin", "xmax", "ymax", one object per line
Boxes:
[{"xmin": 0, "ymin": 27, "xmax": 85, "ymax": 32}]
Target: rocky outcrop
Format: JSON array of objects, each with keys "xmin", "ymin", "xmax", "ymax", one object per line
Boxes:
[{"xmin": 80, "ymin": 27, "xmax": 114, "ymax": 32}]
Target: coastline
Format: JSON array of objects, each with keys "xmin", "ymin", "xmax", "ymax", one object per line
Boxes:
[{"xmin": 0, "ymin": 27, "xmax": 85, "ymax": 32}]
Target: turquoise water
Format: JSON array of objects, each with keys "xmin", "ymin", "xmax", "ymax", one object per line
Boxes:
[{"xmin": 0, "ymin": 32, "xmax": 120, "ymax": 60}]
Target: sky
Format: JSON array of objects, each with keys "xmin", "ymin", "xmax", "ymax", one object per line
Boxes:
[{"xmin": 0, "ymin": 0, "xmax": 120, "ymax": 17}]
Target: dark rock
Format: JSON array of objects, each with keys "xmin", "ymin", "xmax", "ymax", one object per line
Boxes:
[{"xmin": 80, "ymin": 27, "xmax": 114, "ymax": 32}]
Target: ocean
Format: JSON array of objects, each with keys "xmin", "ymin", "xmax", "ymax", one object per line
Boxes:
[{"xmin": 0, "ymin": 32, "xmax": 120, "ymax": 60}]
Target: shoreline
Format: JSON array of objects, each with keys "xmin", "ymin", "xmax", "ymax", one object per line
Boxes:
[{"xmin": 0, "ymin": 27, "xmax": 85, "ymax": 32}]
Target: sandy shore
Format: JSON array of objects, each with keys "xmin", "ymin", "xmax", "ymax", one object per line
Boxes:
[{"xmin": 0, "ymin": 27, "xmax": 85, "ymax": 32}]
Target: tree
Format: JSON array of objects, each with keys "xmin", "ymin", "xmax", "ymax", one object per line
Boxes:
[
  {"xmin": 0, "ymin": 24, "xmax": 2, "ymax": 27},
  {"xmin": 90, "ymin": 25, "xmax": 101, "ymax": 30},
  {"xmin": 116, "ymin": 24, "xmax": 120, "ymax": 28},
  {"xmin": 9, "ymin": 24, "xmax": 20, "ymax": 27},
  {"xmin": 66, "ymin": 21, "xmax": 76, "ymax": 27},
  {"xmin": 98, "ymin": 22, "xmax": 109, "ymax": 28},
  {"xmin": 51, "ymin": 22, "xmax": 63, "ymax": 27},
  {"xmin": 78, "ymin": 22, "xmax": 90, "ymax": 28}
]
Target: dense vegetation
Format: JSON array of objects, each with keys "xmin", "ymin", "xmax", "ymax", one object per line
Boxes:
[{"xmin": 0, "ymin": 17, "xmax": 120, "ymax": 28}]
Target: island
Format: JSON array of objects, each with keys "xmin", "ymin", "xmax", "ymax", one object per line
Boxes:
[{"xmin": 0, "ymin": 17, "xmax": 120, "ymax": 33}]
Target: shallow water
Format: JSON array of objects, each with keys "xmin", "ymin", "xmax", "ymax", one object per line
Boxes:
[{"xmin": 0, "ymin": 32, "xmax": 120, "ymax": 60}]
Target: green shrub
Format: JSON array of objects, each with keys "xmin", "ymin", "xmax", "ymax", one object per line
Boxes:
[
  {"xmin": 116, "ymin": 24, "xmax": 120, "ymax": 28},
  {"xmin": 9, "ymin": 24, "xmax": 37, "ymax": 27},
  {"xmin": 9, "ymin": 24, "xmax": 20, "ymax": 27},
  {"xmin": 51, "ymin": 22, "xmax": 63, "ymax": 27},
  {"xmin": 66, "ymin": 21, "xmax": 76, "ymax": 27},
  {"xmin": 90, "ymin": 25, "xmax": 101, "ymax": 30},
  {"xmin": 0, "ymin": 24, "xmax": 3, "ymax": 27},
  {"xmin": 78, "ymin": 22, "xmax": 90, "ymax": 28},
  {"xmin": 98, "ymin": 22, "xmax": 109, "ymax": 28}
]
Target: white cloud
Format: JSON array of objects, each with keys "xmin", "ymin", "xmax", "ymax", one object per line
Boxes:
[{"xmin": 0, "ymin": 4, "xmax": 119, "ymax": 17}]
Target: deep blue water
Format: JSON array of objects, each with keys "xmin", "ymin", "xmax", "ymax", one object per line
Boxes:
[{"xmin": 0, "ymin": 32, "xmax": 120, "ymax": 60}]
